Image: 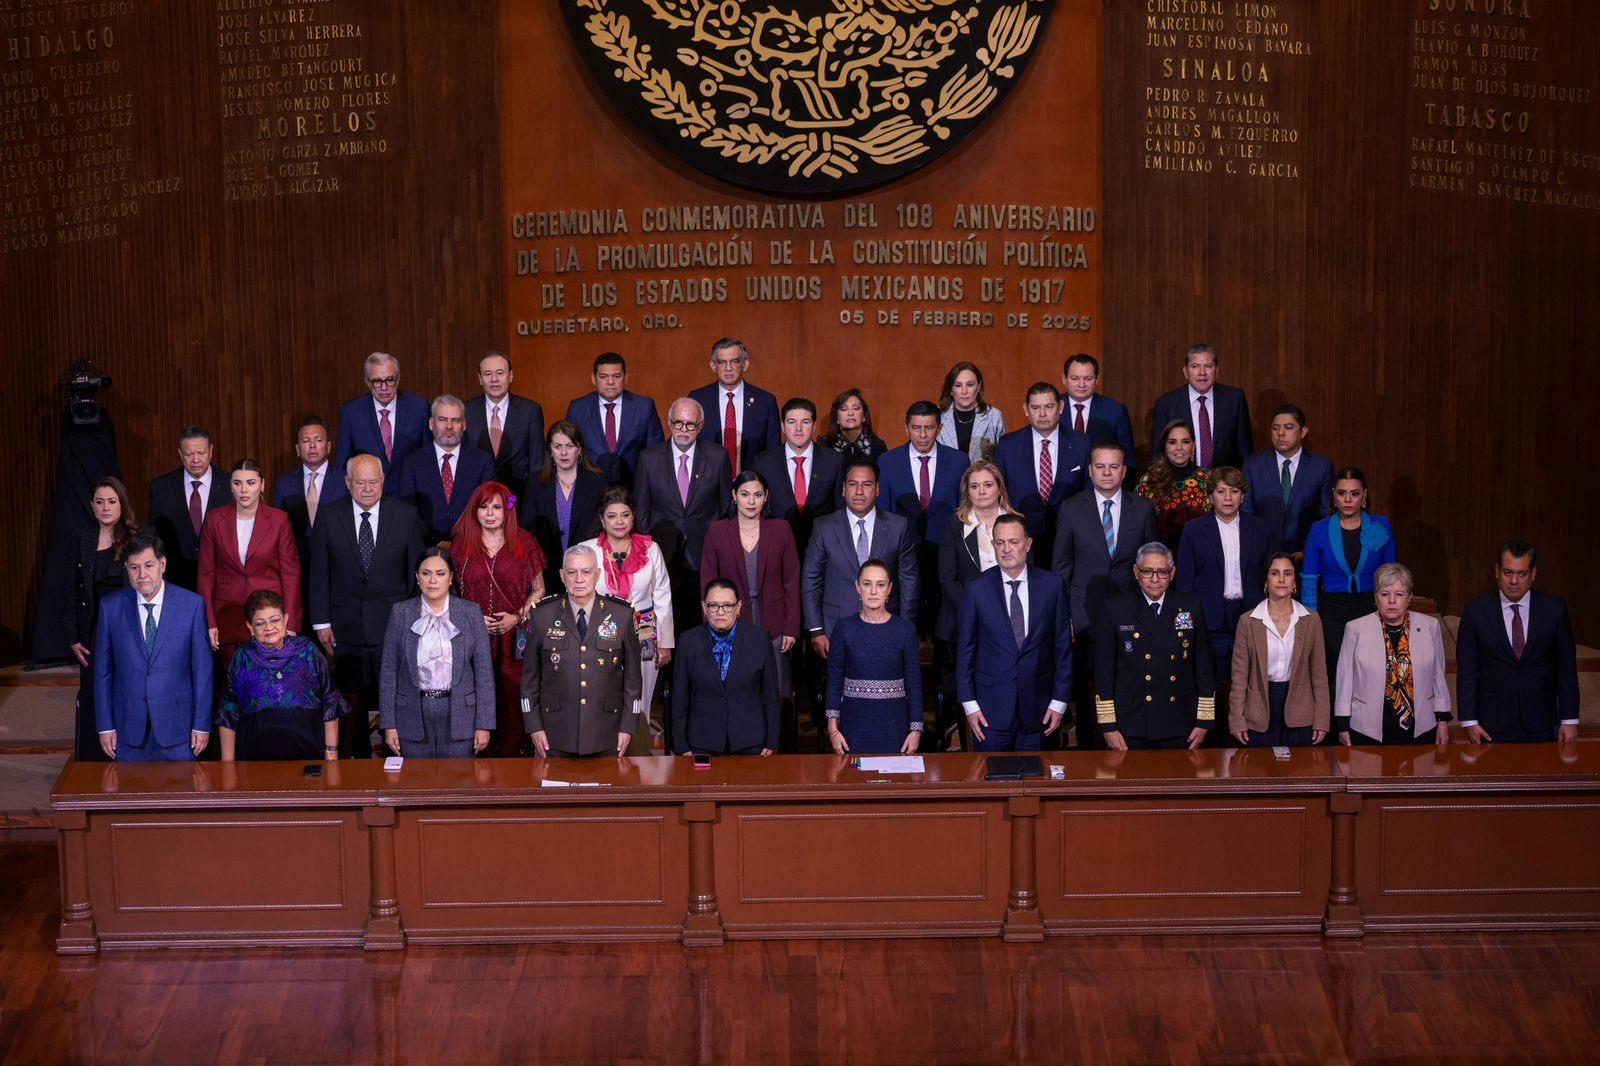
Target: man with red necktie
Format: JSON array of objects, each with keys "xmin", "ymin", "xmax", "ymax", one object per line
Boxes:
[
  {"xmin": 1149, "ymin": 343, "xmax": 1253, "ymax": 471},
  {"xmin": 563, "ymin": 352, "xmax": 665, "ymax": 488},
  {"xmin": 391, "ymin": 395, "xmax": 496, "ymax": 546},
  {"xmin": 146, "ymin": 426, "xmax": 231, "ymax": 590},
  {"xmin": 688, "ymin": 337, "xmax": 780, "ymax": 477},
  {"xmin": 334, "ymin": 351, "xmax": 431, "ymax": 475}
]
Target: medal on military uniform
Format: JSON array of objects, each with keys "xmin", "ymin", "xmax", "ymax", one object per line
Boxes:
[{"xmin": 597, "ymin": 616, "xmax": 618, "ymax": 640}]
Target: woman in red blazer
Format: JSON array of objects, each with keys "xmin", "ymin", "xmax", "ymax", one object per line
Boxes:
[
  {"xmin": 199, "ymin": 459, "xmax": 302, "ymax": 660},
  {"xmin": 700, "ymin": 470, "xmax": 800, "ymax": 695}
]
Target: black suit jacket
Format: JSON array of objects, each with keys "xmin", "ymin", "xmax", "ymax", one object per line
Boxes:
[
  {"xmin": 750, "ymin": 445, "xmax": 843, "ymax": 557},
  {"xmin": 633, "ymin": 441, "xmax": 733, "ymax": 571},
  {"xmin": 670, "ymin": 622, "xmax": 781, "ymax": 754},
  {"xmin": 935, "ymin": 516, "xmax": 987, "ymax": 642},
  {"xmin": 1150, "ymin": 384, "xmax": 1253, "ymax": 469},
  {"xmin": 465, "ymin": 393, "xmax": 545, "ymax": 497},
  {"xmin": 1456, "ymin": 590, "xmax": 1580, "ymax": 739},
  {"xmin": 307, "ymin": 497, "xmax": 425, "ymax": 647},
  {"xmin": 146, "ymin": 467, "xmax": 231, "ymax": 587},
  {"xmin": 519, "ymin": 469, "xmax": 605, "ymax": 593},
  {"xmin": 1051, "ymin": 490, "xmax": 1161, "ymax": 634}
]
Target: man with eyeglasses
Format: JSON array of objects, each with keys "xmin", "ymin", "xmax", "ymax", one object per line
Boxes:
[
  {"xmin": 335, "ymin": 351, "xmax": 430, "ymax": 474},
  {"xmin": 669, "ymin": 580, "xmax": 782, "ymax": 755},
  {"xmin": 1092, "ymin": 542, "xmax": 1216, "ymax": 750},
  {"xmin": 634, "ymin": 397, "xmax": 734, "ymax": 642},
  {"xmin": 688, "ymin": 338, "xmax": 780, "ymax": 476}
]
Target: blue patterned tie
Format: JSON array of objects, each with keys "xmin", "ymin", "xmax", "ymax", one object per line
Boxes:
[
  {"xmin": 143, "ymin": 602, "xmax": 157, "ymax": 654},
  {"xmin": 1102, "ymin": 499, "xmax": 1116, "ymax": 555}
]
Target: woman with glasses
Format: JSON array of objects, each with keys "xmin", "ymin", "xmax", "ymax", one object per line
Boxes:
[
  {"xmin": 218, "ymin": 590, "xmax": 348, "ymax": 762},
  {"xmin": 700, "ymin": 469, "xmax": 801, "ymax": 698}
]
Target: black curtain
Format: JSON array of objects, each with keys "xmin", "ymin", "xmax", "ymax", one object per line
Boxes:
[{"xmin": 29, "ymin": 408, "xmax": 120, "ymax": 662}]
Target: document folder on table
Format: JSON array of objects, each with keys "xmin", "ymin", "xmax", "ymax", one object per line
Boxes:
[{"xmin": 984, "ymin": 755, "xmax": 1045, "ymax": 781}]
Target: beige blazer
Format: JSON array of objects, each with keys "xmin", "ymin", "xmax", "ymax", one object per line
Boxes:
[
  {"xmin": 1229, "ymin": 608, "xmax": 1331, "ymax": 734},
  {"xmin": 1334, "ymin": 612, "xmax": 1451, "ymax": 739}
]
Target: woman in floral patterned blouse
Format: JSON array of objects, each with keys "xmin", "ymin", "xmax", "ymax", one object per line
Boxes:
[{"xmin": 1137, "ymin": 419, "xmax": 1214, "ymax": 550}]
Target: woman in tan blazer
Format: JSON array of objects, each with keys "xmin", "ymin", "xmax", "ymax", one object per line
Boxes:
[
  {"xmin": 1334, "ymin": 562, "xmax": 1452, "ymax": 747},
  {"xmin": 1230, "ymin": 552, "xmax": 1330, "ymax": 747}
]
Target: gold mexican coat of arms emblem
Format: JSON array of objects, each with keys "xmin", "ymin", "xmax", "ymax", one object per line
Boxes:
[{"xmin": 560, "ymin": 0, "xmax": 1052, "ymax": 193}]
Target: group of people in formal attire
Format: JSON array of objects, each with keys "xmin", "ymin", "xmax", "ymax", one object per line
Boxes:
[{"xmin": 71, "ymin": 341, "xmax": 1582, "ymax": 763}]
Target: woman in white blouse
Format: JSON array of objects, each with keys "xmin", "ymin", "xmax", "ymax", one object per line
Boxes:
[
  {"xmin": 1229, "ymin": 552, "xmax": 1330, "ymax": 747},
  {"xmin": 576, "ymin": 486, "xmax": 673, "ymax": 754}
]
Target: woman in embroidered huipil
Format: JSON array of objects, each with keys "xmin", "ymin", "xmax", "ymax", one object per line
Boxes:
[
  {"xmin": 218, "ymin": 589, "xmax": 347, "ymax": 762},
  {"xmin": 451, "ymin": 481, "xmax": 546, "ymax": 756},
  {"xmin": 1137, "ymin": 419, "xmax": 1213, "ymax": 550},
  {"xmin": 824, "ymin": 560, "xmax": 924, "ymax": 756}
]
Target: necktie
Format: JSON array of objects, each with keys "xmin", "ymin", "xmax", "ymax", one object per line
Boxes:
[
  {"xmin": 1074, "ymin": 403, "xmax": 1086, "ymax": 435},
  {"xmin": 1038, "ymin": 439, "xmax": 1053, "ymax": 500},
  {"xmin": 1150, "ymin": 600, "xmax": 1162, "ymax": 618},
  {"xmin": 358, "ymin": 511, "xmax": 375, "ymax": 573},
  {"xmin": 1511, "ymin": 603, "xmax": 1526, "ymax": 659},
  {"xmin": 440, "ymin": 452, "xmax": 455, "ymax": 504},
  {"xmin": 188, "ymin": 479, "xmax": 203, "ymax": 536},
  {"xmin": 489, "ymin": 404, "xmax": 504, "ymax": 456},
  {"xmin": 918, "ymin": 455, "xmax": 932, "ymax": 510},
  {"xmin": 1196, "ymin": 395, "xmax": 1213, "ymax": 468},
  {"xmin": 792, "ymin": 456, "xmax": 807, "ymax": 508},
  {"xmin": 1281, "ymin": 458, "xmax": 1293, "ymax": 506},
  {"xmin": 855, "ymin": 518, "xmax": 868, "ymax": 564},
  {"xmin": 1103, "ymin": 499, "xmax": 1116, "ymax": 555},
  {"xmin": 1007, "ymin": 579, "xmax": 1026, "ymax": 649},
  {"xmin": 576, "ymin": 608, "xmax": 588, "ymax": 642},
  {"xmin": 143, "ymin": 602, "xmax": 157, "ymax": 653},
  {"xmin": 603, "ymin": 401, "xmax": 618, "ymax": 453},
  {"xmin": 379, "ymin": 408, "xmax": 394, "ymax": 462},
  {"xmin": 678, "ymin": 452, "xmax": 691, "ymax": 505},
  {"xmin": 724, "ymin": 391, "xmax": 740, "ymax": 475},
  {"xmin": 306, "ymin": 471, "xmax": 320, "ymax": 526}
]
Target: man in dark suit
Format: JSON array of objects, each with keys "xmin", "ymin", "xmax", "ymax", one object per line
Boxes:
[
  {"xmin": 309, "ymin": 453, "xmax": 426, "ymax": 757},
  {"xmin": 1149, "ymin": 343, "xmax": 1253, "ymax": 470},
  {"xmin": 1062, "ymin": 353, "xmax": 1137, "ymax": 466},
  {"xmin": 1052, "ymin": 441, "xmax": 1160, "ymax": 747},
  {"xmin": 1241, "ymin": 404, "xmax": 1334, "ymax": 553},
  {"xmin": 465, "ymin": 351, "xmax": 544, "ymax": 498},
  {"xmin": 670, "ymin": 580, "xmax": 782, "ymax": 755},
  {"xmin": 993, "ymin": 382, "xmax": 1089, "ymax": 569},
  {"xmin": 335, "ymin": 351, "xmax": 430, "ymax": 474},
  {"xmin": 1458, "ymin": 541, "xmax": 1581, "ymax": 744},
  {"xmin": 274, "ymin": 416, "xmax": 348, "ymax": 565},
  {"xmin": 1176, "ymin": 467, "xmax": 1273, "ymax": 732},
  {"xmin": 879, "ymin": 401, "xmax": 970, "ymax": 624},
  {"xmin": 634, "ymin": 396, "xmax": 734, "ymax": 627},
  {"xmin": 689, "ymin": 338, "xmax": 780, "ymax": 476},
  {"xmin": 563, "ymin": 351, "xmax": 664, "ymax": 486},
  {"xmin": 1093, "ymin": 542, "xmax": 1216, "ymax": 750},
  {"xmin": 146, "ymin": 426, "xmax": 231, "ymax": 590},
  {"xmin": 956, "ymin": 514, "xmax": 1072, "ymax": 752},
  {"xmin": 391, "ymin": 395, "xmax": 495, "ymax": 545},
  {"xmin": 92, "ymin": 535, "xmax": 213, "ymax": 762},
  {"xmin": 802, "ymin": 459, "xmax": 919, "ymax": 655},
  {"xmin": 521, "ymin": 546, "xmax": 642, "ymax": 758},
  {"xmin": 750, "ymin": 397, "xmax": 842, "ymax": 558}
]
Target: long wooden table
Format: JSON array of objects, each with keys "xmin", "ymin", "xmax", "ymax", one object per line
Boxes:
[{"xmin": 48, "ymin": 746, "xmax": 1600, "ymax": 953}]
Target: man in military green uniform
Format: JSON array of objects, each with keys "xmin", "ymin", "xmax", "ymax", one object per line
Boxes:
[
  {"xmin": 1092, "ymin": 542, "xmax": 1216, "ymax": 750},
  {"xmin": 521, "ymin": 545, "xmax": 642, "ymax": 757}
]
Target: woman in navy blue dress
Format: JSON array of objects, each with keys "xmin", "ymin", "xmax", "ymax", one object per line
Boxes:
[{"xmin": 824, "ymin": 560, "xmax": 924, "ymax": 755}]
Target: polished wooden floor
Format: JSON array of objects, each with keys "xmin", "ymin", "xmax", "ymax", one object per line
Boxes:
[{"xmin": 3, "ymin": 832, "xmax": 1599, "ymax": 1064}]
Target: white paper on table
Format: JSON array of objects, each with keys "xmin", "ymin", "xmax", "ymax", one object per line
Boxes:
[
  {"xmin": 856, "ymin": 756, "xmax": 926, "ymax": 774},
  {"xmin": 540, "ymin": 779, "xmax": 604, "ymax": 787}
]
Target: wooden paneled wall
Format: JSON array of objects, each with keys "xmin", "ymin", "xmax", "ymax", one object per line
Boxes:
[
  {"xmin": 1103, "ymin": 0, "xmax": 1600, "ymax": 641},
  {"xmin": 0, "ymin": 4, "xmax": 503, "ymax": 662}
]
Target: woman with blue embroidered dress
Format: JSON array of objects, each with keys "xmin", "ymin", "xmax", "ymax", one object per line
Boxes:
[{"xmin": 823, "ymin": 559, "xmax": 924, "ymax": 756}]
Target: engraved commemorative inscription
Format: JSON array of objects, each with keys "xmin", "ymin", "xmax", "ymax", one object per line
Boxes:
[{"xmin": 557, "ymin": 0, "xmax": 1054, "ymax": 194}]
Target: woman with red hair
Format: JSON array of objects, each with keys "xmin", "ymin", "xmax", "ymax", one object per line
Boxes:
[{"xmin": 450, "ymin": 481, "xmax": 547, "ymax": 755}]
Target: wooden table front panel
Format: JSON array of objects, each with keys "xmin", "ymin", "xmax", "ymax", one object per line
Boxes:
[
  {"xmin": 1354, "ymin": 793, "xmax": 1600, "ymax": 931},
  {"xmin": 392, "ymin": 805, "xmax": 690, "ymax": 942},
  {"xmin": 713, "ymin": 800, "xmax": 1011, "ymax": 939},
  {"xmin": 1037, "ymin": 796, "xmax": 1333, "ymax": 934},
  {"xmin": 85, "ymin": 809, "xmax": 369, "ymax": 949}
]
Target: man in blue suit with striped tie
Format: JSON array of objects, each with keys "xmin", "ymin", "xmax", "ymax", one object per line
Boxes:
[{"xmin": 93, "ymin": 535, "xmax": 213, "ymax": 761}]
